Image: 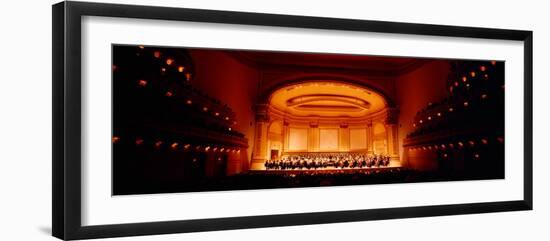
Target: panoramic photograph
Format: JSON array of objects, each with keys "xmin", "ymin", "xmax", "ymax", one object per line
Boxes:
[{"xmin": 111, "ymin": 45, "xmax": 505, "ymax": 195}]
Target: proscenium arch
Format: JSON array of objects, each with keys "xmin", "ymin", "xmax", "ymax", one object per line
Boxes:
[{"xmin": 258, "ymin": 75, "xmax": 396, "ymax": 108}]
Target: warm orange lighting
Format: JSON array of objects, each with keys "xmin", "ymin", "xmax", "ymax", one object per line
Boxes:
[
  {"xmin": 135, "ymin": 138, "xmax": 144, "ymax": 145},
  {"xmin": 139, "ymin": 45, "xmax": 145, "ymax": 49},
  {"xmin": 437, "ymin": 112, "xmax": 442, "ymax": 117},
  {"xmin": 184, "ymin": 144, "xmax": 191, "ymax": 149},
  {"xmin": 419, "ymin": 120, "xmax": 423, "ymax": 124},
  {"xmin": 112, "ymin": 136, "xmax": 120, "ymax": 143},
  {"xmin": 178, "ymin": 66, "xmax": 185, "ymax": 72},
  {"xmin": 225, "ymin": 117, "xmax": 229, "ymax": 120},
  {"xmin": 480, "ymin": 66, "xmax": 486, "ymax": 71},
  {"xmin": 203, "ymin": 107, "xmax": 208, "ymax": 112},
  {"xmin": 205, "ymin": 146, "xmax": 211, "ymax": 152},
  {"xmin": 463, "ymin": 101, "xmax": 469, "ymax": 107},
  {"xmin": 462, "ymin": 76, "xmax": 467, "ymax": 82},
  {"xmin": 228, "ymin": 127, "xmax": 232, "ymax": 131},
  {"xmin": 185, "ymin": 73, "xmax": 192, "ymax": 81},
  {"xmin": 233, "ymin": 121, "xmax": 237, "ymax": 125},
  {"xmin": 166, "ymin": 58, "xmax": 174, "ymax": 65},
  {"xmin": 138, "ymin": 79, "xmax": 147, "ymax": 87},
  {"xmin": 427, "ymin": 116, "xmax": 432, "ymax": 120},
  {"xmin": 161, "ymin": 67, "xmax": 166, "ymax": 72},
  {"xmin": 186, "ymin": 99, "xmax": 192, "ymax": 105},
  {"xmin": 491, "ymin": 60, "xmax": 497, "ymax": 66},
  {"xmin": 154, "ymin": 51, "xmax": 161, "ymax": 58},
  {"xmin": 171, "ymin": 142, "xmax": 179, "ymax": 149},
  {"xmin": 220, "ymin": 148, "xmax": 225, "ymax": 152},
  {"xmin": 470, "ymin": 71, "xmax": 476, "ymax": 77},
  {"xmin": 165, "ymin": 91, "xmax": 173, "ymax": 97},
  {"xmin": 413, "ymin": 123, "xmax": 416, "ymax": 127}
]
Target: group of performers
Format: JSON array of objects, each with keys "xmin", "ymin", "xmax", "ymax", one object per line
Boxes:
[{"xmin": 265, "ymin": 153, "xmax": 391, "ymax": 170}]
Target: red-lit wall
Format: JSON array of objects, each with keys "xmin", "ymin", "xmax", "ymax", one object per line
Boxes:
[
  {"xmin": 396, "ymin": 60, "xmax": 451, "ymax": 170},
  {"xmin": 188, "ymin": 50, "xmax": 261, "ymax": 170}
]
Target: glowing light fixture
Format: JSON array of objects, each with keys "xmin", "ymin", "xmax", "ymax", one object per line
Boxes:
[
  {"xmin": 155, "ymin": 141, "xmax": 163, "ymax": 148},
  {"xmin": 171, "ymin": 142, "xmax": 179, "ymax": 149}
]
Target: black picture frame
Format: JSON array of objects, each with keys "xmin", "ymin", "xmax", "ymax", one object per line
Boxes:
[{"xmin": 52, "ymin": 1, "xmax": 533, "ymax": 240}]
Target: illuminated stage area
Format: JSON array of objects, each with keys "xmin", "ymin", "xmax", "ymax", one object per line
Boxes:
[{"xmin": 112, "ymin": 45, "xmax": 505, "ymax": 195}]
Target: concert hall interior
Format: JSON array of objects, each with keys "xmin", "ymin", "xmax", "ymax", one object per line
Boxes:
[{"xmin": 112, "ymin": 45, "xmax": 505, "ymax": 195}]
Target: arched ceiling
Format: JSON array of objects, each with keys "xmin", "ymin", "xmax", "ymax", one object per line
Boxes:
[{"xmin": 269, "ymin": 81, "xmax": 387, "ymax": 118}]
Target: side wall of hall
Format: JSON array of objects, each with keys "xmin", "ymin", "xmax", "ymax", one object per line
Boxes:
[
  {"xmin": 396, "ymin": 60, "xmax": 450, "ymax": 170},
  {"xmin": 189, "ymin": 50, "xmax": 261, "ymax": 172}
]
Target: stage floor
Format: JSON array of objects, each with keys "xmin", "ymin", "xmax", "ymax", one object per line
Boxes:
[{"xmin": 252, "ymin": 166, "xmax": 402, "ymax": 174}]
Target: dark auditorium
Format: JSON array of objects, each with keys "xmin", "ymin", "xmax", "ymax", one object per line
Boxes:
[{"xmin": 111, "ymin": 44, "xmax": 505, "ymax": 195}]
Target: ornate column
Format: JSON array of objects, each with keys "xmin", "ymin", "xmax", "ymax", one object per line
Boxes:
[
  {"xmin": 308, "ymin": 122, "xmax": 319, "ymax": 152},
  {"xmin": 250, "ymin": 104, "xmax": 270, "ymax": 170},
  {"xmin": 366, "ymin": 120, "xmax": 374, "ymax": 155},
  {"xmin": 282, "ymin": 120, "xmax": 289, "ymax": 154},
  {"xmin": 339, "ymin": 123, "xmax": 350, "ymax": 152},
  {"xmin": 385, "ymin": 107, "xmax": 400, "ymax": 162}
]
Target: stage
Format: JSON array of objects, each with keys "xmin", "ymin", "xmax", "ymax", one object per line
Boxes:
[{"xmin": 250, "ymin": 166, "xmax": 402, "ymax": 175}]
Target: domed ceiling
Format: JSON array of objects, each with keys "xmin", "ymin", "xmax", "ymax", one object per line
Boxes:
[{"xmin": 269, "ymin": 81, "xmax": 387, "ymax": 118}]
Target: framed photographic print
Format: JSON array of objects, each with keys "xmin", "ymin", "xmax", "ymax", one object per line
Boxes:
[{"xmin": 52, "ymin": 1, "xmax": 533, "ymax": 240}]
